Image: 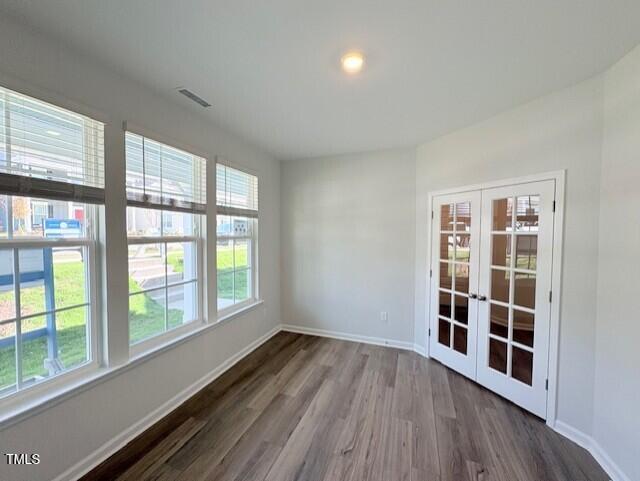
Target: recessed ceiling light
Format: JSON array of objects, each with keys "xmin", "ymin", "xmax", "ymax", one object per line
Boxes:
[
  {"xmin": 341, "ymin": 51, "xmax": 364, "ymax": 74},
  {"xmin": 46, "ymin": 130, "xmax": 61, "ymax": 136}
]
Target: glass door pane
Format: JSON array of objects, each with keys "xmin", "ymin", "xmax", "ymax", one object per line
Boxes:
[
  {"xmin": 485, "ymin": 196, "xmax": 537, "ymax": 385},
  {"xmin": 437, "ymin": 202, "xmax": 472, "ymax": 352},
  {"xmin": 430, "ymin": 193, "xmax": 480, "ymax": 380},
  {"xmin": 476, "ymin": 180, "xmax": 555, "ymax": 419}
]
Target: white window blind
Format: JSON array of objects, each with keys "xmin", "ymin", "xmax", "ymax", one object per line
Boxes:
[
  {"xmin": 216, "ymin": 163, "xmax": 258, "ymax": 218},
  {"xmin": 125, "ymin": 132, "xmax": 206, "ymax": 213},
  {"xmin": 0, "ymin": 86, "xmax": 105, "ymax": 203}
]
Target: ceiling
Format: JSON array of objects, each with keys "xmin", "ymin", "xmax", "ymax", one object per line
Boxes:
[{"xmin": 2, "ymin": 1, "xmax": 640, "ymax": 160}]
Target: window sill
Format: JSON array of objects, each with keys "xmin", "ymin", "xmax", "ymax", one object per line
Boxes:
[
  {"xmin": 0, "ymin": 300, "xmax": 265, "ymax": 431},
  {"xmin": 0, "ymin": 365, "xmax": 113, "ymax": 431}
]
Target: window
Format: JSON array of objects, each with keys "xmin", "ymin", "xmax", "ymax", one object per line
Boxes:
[
  {"xmin": 125, "ymin": 132, "xmax": 206, "ymax": 346},
  {"xmin": 0, "ymin": 86, "xmax": 103, "ymax": 399},
  {"xmin": 30, "ymin": 201, "xmax": 51, "ymax": 229},
  {"xmin": 0, "ymin": 87, "xmax": 104, "ymax": 202},
  {"xmin": 216, "ymin": 163, "xmax": 258, "ymax": 314}
]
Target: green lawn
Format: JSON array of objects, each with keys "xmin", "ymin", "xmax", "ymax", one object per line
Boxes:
[
  {"xmin": 0, "ymin": 244, "xmax": 252, "ymax": 390},
  {"xmin": 0, "ymin": 260, "xmax": 88, "ymax": 389},
  {"xmin": 167, "ymin": 250, "xmax": 184, "ymax": 274},
  {"xmin": 0, "ymin": 257, "xmax": 187, "ymax": 387},
  {"xmin": 128, "ymin": 287, "xmax": 186, "ymax": 344},
  {"xmin": 216, "ymin": 244, "xmax": 249, "ymax": 303}
]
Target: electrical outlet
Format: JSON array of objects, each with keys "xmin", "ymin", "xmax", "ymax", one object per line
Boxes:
[{"xmin": 380, "ymin": 311, "xmax": 388, "ymax": 322}]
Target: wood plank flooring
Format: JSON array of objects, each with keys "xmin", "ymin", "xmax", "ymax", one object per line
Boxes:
[{"xmin": 83, "ymin": 332, "xmax": 609, "ymax": 481}]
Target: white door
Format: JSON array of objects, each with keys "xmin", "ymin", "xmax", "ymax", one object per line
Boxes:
[
  {"xmin": 428, "ymin": 180, "xmax": 556, "ymax": 418},
  {"xmin": 429, "ymin": 191, "xmax": 481, "ymax": 380},
  {"xmin": 476, "ymin": 180, "xmax": 555, "ymax": 418}
]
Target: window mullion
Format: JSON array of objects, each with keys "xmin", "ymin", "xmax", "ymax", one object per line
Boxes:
[
  {"xmin": 13, "ymin": 247, "xmax": 23, "ymax": 390},
  {"xmin": 4, "ymin": 91, "xmax": 13, "ymax": 173},
  {"xmin": 84, "ymin": 243, "xmax": 93, "ymax": 365},
  {"xmin": 206, "ymin": 159, "xmax": 217, "ymax": 323},
  {"xmin": 159, "ymin": 144, "xmax": 164, "ymax": 231},
  {"xmin": 128, "ymin": 235, "xmax": 198, "ymax": 245},
  {"xmin": 102, "ymin": 122, "xmax": 129, "ymax": 365},
  {"xmin": 232, "ymin": 238, "xmax": 236, "ymax": 304},
  {"xmin": 164, "ymin": 242, "xmax": 169, "ymax": 332}
]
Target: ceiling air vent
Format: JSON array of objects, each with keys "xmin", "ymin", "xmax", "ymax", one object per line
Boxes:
[{"xmin": 177, "ymin": 88, "xmax": 211, "ymax": 108}]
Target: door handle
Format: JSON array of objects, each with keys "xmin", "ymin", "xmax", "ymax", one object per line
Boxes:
[
  {"xmin": 477, "ymin": 295, "xmax": 487, "ymax": 301},
  {"xmin": 469, "ymin": 293, "xmax": 478, "ymax": 299}
]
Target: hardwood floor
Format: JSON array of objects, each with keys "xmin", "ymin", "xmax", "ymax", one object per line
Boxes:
[{"xmin": 83, "ymin": 332, "xmax": 608, "ymax": 481}]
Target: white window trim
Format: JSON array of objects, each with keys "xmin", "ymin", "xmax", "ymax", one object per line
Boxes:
[
  {"xmin": 0, "ymin": 297, "xmax": 265, "ymax": 430},
  {"xmin": 0, "ymin": 78, "xmax": 106, "ymax": 411},
  {"xmin": 217, "ymin": 297, "xmax": 261, "ymax": 321},
  {"xmin": 126, "ymin": 227, "xmax": 206, "ymax": 354},
  {"xmin": 0, "ymin": 86, "xmax": 271, "ymax": 423},
  {"xmin": 216, "ymin": 218, "xmax": 260, "ymax": 319},
  {"xmin": 123, "ymin": 124, "xmax": 210, "ymax": 354},
  {"xmin": 215, "ymin": 159, "xmax": 260, "ymax": 320},
  {"xmin": 0, "ymin": 359, "xmax": 98, "ymax": 415},
  {"xmin": 0, "ymin": 206, "xmax": 101, "ymax": 413}
]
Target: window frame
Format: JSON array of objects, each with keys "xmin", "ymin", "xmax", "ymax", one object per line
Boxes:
[
  {"xmin": 0, "ymin": 82, "xmax": 105, "ymax": 412},
  {"xmin": 215, "ymin": 161, "xmax": 260, "ymax": 319},
  {"xmin": 0, "ymin": 200, "xmax": 100, "ymax": 410},
  {"xmin": 216, "ymin": 217, "xmax": 259, "ymax": 317},
  {"xmin": 126, "ymin": 220, "xmax": 206, "ymax": 356},
  {"xmin": 0, "ymin": 80, "xmax": 270, "ymax": 421},
  {"xmin": 124, "ymin": 126, "xmax": 208, "ymax": 354}
]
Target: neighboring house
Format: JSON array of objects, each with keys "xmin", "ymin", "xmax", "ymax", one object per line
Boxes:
[{"xmin": 0, "ymin": 196, "xmax": 84, "ymax": 236}]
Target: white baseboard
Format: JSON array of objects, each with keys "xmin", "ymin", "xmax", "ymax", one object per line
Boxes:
[
  {"xmin": 553, "ymin": 420, "xmax": 593, "ymax": 450},
  {"xmin": 413, "ymin": 343, "xmax": 428, "ymax": 357},
  {"xmin": 54, "ymin": 325, "xmax": 282, "ymax": 481},
  {"xmin": 280, "ymin": 324, "xmax": 416, "ymax": 351},
  {"xmin": 55, "ymin": 323, "xmax": 629, "ymax": 481},
  {"xmin": 553, "ymin": 420, "xmax": 630, "ymax": 481}
]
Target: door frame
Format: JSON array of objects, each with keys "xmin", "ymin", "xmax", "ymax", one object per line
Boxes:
[{"xmin": 425, "ymin": 170, "xmax": 566, "ymax": 427}]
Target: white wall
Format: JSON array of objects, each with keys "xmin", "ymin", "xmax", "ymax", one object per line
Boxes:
[
  {"xmin": 279, "ymin": 49, "xmax": 639, "ymax": 481},
  {"xmin": 414, "ymin": 77, "xmax": 605, "ymax": 435},
  {"xmin": 279, "ymin": 75, "xmax": 607, "ymax": 439},
  {"xmin": 0, "ymin": 15, "xmax": 280, "ymax": 481},
  {"xmin": 593, "ymin": 44, "xmax": 640, "ymax": 481},
  {"xmin": 280, "ymin": 148, "xmax": 416, "ymax": 346}
]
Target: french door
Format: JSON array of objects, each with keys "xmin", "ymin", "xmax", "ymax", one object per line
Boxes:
[
  {"xmin": 429, "ymin": 191, "xmax": 481, "ymax": 380},
  {"xmin": 429, "ymin": 180, "xmax": 556, "ymax": 418}
]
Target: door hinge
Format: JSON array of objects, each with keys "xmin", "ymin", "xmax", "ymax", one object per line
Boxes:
[
  {"xmin": 552, "ymin": 200, "xmax": 556, "ymax": 212},
  {"xmin": 428, "ymin": 328, "xmax": 431, "ymax": 337},
  {"xmin": 545, "ymin": 379, "xmax": 549, "ymax": 391},
  {"xmin": 549, "ymin": 291, "xmax": 553, "ymax": 303},
  {"xmin": 431, "ymin": 210, "xmax": 434, "ymax": 219},
  {"xmin": 429, "ymin": 269, "xmax": 433, "ymax": 278}
]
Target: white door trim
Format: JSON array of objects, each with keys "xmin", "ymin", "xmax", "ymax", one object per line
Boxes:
[{"xmin": 425, "ymin": 170, "xmax": 565, "ymax": 428}]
